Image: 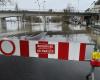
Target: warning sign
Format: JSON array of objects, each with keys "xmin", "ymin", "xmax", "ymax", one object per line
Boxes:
[
  {"xmin": 0, "ymin": 40, "xmax": 15, "ymax": 56},
  {"xmin": 36, "ymin": 44, "xmax": 55, "ymax": 54}
]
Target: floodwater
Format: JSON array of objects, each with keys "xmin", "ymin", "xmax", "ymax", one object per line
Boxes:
[
  {"xmin": 0, "ymin": 22, "xmax": 100, "ymax": 80},
  {"xmin": 44, "ymin": 34, "xmax": 93, "ymax": 43},
  {"xmin": 6, "ymin": 22, "xmax": 93, "ymax": 42}
]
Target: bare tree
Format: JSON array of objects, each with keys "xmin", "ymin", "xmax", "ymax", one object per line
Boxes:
[{"xmin": 0, "ymin": 0, "xmax": 12, "ymax": 6}]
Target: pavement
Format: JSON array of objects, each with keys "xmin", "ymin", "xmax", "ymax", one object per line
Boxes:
[{"xmin": 0, "ymin": 55, "xmax": 100, "ymax": 80}]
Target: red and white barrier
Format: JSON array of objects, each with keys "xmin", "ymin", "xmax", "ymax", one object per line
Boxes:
[{"xmin": 0, "ymin": 39, "xmax": 95, "ymax": 61}]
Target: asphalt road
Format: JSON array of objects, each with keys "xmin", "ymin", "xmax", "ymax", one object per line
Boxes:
[{"xmin": 0, "ymin": 55, "xmax": 100, "ymax": 80}]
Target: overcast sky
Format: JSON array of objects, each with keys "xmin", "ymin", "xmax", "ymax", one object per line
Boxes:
[{"xmin": 8, "ymin": 0, "xmax": 97, "ymax": 11}]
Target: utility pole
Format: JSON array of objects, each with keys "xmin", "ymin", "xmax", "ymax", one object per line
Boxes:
[{"xmin": 43, "ymin": 0, "xmax": 47, "ymax": 31}]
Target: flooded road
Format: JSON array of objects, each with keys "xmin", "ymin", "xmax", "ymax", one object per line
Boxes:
[
  {"xmin": 44, "ymin": 34, "xmax": 93, "ymax": 43},
  {"xmin": 7, "ymin": 22, "xmax": 94, "ymax": 43},
  {"xmin": 0, "ymin": 22, "xmax": 100, "ymax": 80}
]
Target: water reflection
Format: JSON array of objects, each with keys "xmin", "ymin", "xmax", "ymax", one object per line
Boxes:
[
  {"xmin": 44, "ymin": 34, "xmax": 94, "ymax": 43},
  {"xmin": 6, "ymin": 21, "xmax": 94, "ymax": 43},
  {"xmin": 32, "ymin": 23, "xmax": 62, "ymax": 31},
  {"xmin": 7, "ymin": 22, "xmax": 62, "ymax": 32}
]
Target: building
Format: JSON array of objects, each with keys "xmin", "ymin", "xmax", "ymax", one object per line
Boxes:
[{"xmin": 86, "ymin": 0, "xmax": 100, "ymax": 13}]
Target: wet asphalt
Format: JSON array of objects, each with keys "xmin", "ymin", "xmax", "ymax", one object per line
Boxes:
[{"xmin": 0, "ymin": 55, "xmax": 99, "ymax": 80}]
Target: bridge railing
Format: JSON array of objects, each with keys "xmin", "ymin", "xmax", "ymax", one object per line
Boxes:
[
  {"xmin": 0, "ymin": 8, "xmax": 86, "ymax": 13},
  {"xmin": 0, "ymin": 9, "xmax": 100, "ymax": 14}
]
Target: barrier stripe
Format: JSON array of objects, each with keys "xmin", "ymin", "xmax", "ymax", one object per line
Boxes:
[
  {"xmin": 85, "ymin": 45, "xmax": 94, "ymax": 60},
  {"xmin": 12, "ymin": 39, "xmax": 20, "ymax": 56},
  {"xmin": 58, "ymin": 42, "xmax": 69, "ymax": 60},
  {"xmin": 79, "ymin": 43, "xmax": 86, "ymax": 61},
  {"xmin": 29, "ymin": 41, "xmax": 38, "ymax": 57},
  {"xmin": 38, "ymin": 41, "xmax": 48, "ymax": 58},
  {"xmin": 48, "ymin": 42, "xmax": 58, "ymax": 59},
  {"xmin": 69, "ymin": 43, "xmax": 81, "ymax": 60},
  {"xmin": 20, "ymin": 40, "xmax": 29, "ymax": 57}
]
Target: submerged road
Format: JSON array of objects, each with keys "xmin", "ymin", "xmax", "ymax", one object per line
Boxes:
[{"xmin": 0, "ymin": 55, "xmax": 100, "ymax": 80}]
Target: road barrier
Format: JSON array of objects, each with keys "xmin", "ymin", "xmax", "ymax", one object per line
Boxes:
[{"xmin": 0, "ymin": 39, "xmax": 95, "ymax": 61}]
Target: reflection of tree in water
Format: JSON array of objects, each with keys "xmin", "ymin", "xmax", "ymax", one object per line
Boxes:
[
  {"xmin": 66, "ymin": 34, "xmax": 74, "ymax": 42},
  {"xmin": 88, "ymin": 34, "xmax": 94, "ymax": 43},
  {"xmin": 66, "ymin": 33, "xmax": 79, "ymax": 42}
]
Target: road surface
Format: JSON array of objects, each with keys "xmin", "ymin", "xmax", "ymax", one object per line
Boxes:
[{"xmin": 0, "ymin": 55, "xmax": 100, "ymax": 80}]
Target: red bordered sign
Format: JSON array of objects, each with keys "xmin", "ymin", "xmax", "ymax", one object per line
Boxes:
[
  {"xmin": 0, "ymin": 40, "xmax": 15, "ymax": 56},
  {"xmin": 36, "ymin": 44, "xmax": 55, "ymax": 54}
]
